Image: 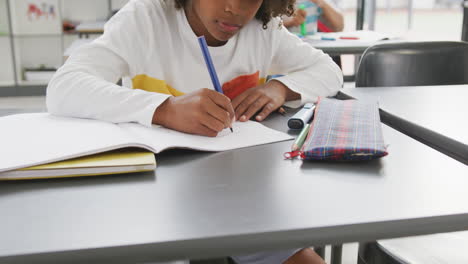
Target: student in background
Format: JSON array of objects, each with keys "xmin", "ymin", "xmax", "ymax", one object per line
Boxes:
[
  {"xmin": 283, "ymin": 0, "xmax": 344, "ymax": 32},
  {"xmin": 47, "ymin": 0, "xmax": 342, "ymax": 261},
  {"xmin": 283, "ymin": 0, "xmax": 344, "ymax": 68}
]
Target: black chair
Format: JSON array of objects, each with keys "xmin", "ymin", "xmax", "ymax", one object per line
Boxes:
[
  {"xmin": 191, "ymin": 258, "xmax": 232, "ymax": 264},
  {"xmin": 355, "ymin": 41, "xmax": 468, "ymax": 264},
  {"xmin": 358, "ymin": 232, "xmax": 468, "ymax": 264},
  {"xmin": 356, "ymin": 41, "xmax": 468, "ymax": 87}
]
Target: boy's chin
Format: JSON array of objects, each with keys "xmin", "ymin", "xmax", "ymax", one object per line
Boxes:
[
  {"xmin": 212, "ymin": 30, "xmax": 237, "ymax": 42},
  {"xmin": 214, "ymin": 32, "xmax": 237, "ymax": 42}
]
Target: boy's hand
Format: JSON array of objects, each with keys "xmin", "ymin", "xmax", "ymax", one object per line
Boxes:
[
  {"xmin": 152, "ymin": 88, "xmax": 235, "ymax": 137},
  {"xmin": 232, "ymin": 80, "xmax": 300, "ymax": 122}
]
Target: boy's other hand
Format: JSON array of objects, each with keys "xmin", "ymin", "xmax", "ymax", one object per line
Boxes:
[
  {"xmin": 232, "ymin": 80, "xmax": 299, "ymax": 122},
  {"xmin": 152, "ymin": 88, "xmax": 235, "ymax": 137}
]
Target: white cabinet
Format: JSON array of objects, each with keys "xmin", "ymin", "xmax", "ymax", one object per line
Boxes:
[{"xmin": 0, "ymin": 0, "xmax": 129, "ymax": 90}]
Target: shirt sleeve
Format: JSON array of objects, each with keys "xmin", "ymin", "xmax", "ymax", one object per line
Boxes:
[
  {"xmin": 268, "ymin": 22, "xmax": 343, "ymax": 108},
  {"xmin": 46, "ymin": 1, "xmax": 170, "ymax": 127}
]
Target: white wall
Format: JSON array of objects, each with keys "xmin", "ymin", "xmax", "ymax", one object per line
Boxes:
[{"xmin": 111, "ymin": 0, "xmax": 129, "ymax": 11}]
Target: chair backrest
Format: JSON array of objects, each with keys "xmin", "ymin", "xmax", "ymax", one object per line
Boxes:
[{"xmin": 356, "ymin": 41, "xmax": 468, "ymax": 87}]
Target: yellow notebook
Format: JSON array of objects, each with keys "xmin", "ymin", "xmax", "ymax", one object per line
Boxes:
[{"xmin": 0, "ymin": 149, "xmax": 156, "ymax": 181}]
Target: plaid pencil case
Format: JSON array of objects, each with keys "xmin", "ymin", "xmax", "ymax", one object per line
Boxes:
[{"xmin": 300, "ymin": 97, "xmax": 388, "ymax": 161}]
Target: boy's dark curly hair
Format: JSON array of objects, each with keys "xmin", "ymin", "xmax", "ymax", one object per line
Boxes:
[{"xmin": 172, "ymin": 0, "xmax": 296, "ymax": 29}]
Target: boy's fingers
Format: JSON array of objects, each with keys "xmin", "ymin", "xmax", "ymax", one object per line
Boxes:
[
  {"xmin": 256, "ymin": 102, "xmax": 276, "ymax": 122},
  {"xmin": 207, "ymin": 91, "xmax": 235, "ymax": 122},
  {"xmin": 200, "ymin": 113, "xmax": 226, "ymax": 133},
  {"xmin": 196, "ymin": 124, "xmax": 218, "ymax": 137},
  {"xmin": 242, "ymin": 96, "xmax": 269, "ymax": 122},
  {"xmin": 204, "ymin": 100, "xmax": 231, "ymax": 128},
  {"xmin": 234, "ymin": 92, "xmax": 261, "ymax": 119}
]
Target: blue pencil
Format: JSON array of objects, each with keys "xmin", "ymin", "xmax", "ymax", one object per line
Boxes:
[
  {"xmin": 198, "ymin": 36, "xmax": 223, "ymax": 93},
  {"xmin": 197, "ymin": 36, "xmax": 233, "ymax": 132}
]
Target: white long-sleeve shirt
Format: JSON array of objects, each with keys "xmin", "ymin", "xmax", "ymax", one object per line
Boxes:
[{"xmin": 47, "ymin": 0, "xmax": 343, "ymax": 127}]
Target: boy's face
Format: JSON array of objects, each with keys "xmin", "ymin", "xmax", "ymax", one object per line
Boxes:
[{"xmin": 190, "ymin": 0, "xmax": 263, "ymax": 43}]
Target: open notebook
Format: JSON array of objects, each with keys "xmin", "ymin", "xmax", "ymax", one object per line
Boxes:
[{"xmin": 0, "ymin": 113, "xmax": 293, "ymax": 179}]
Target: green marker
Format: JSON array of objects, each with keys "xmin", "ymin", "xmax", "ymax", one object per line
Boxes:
[
  {"xmin": 299, "ymin": 4, "xmax": 307, "ymax": 36},
  {"xmin": 291, "ymin": 124, "xmax": 310, "ymax": 151}
]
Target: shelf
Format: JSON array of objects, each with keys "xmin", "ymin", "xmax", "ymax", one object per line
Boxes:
[
  {"xmin": 12, "ymin": 34, "xmax": 63, "ymax": 38},
  {"xmin": 0, "ymin": 81, "xmax": 15, "ymax": 87},
  {"xmin": 18, "ymin": 80, "xmax": 51, "ymax": 86},
  {"xmin": 64, "ymin": 31, "xmax": 103, "ymax": 36}
]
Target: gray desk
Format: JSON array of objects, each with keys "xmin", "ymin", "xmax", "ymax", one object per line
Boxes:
[
  {"xmin": 306, "ymin": 39, "xmax": 387, "ymax": 56},
  {"xmin": 305, "ymin": 36, "xmax": 400, "ymax": 56},
  {"xmin": 1, "ymin": 109, "xmax": 468, "ymax": 264},
  {"xmin": 339, "ymin": 85, "xmax": 468, "ymax": 165}
]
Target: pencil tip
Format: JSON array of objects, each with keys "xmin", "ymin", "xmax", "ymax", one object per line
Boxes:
[{"xmin": 230, "ymin": 128, "xmax": 234, "ymax": 133}]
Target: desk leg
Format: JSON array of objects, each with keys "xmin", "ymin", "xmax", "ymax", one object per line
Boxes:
[
  {"xmin": 330, "ymin": 244, "xmax": 343, "ymax": 264},
  {"xmin": 462, "ymin": 1, "xmax": 468, "ymax": 41},
  {"xmin": 356, "ymin": 0, "xmax": 365, "ymax": 30}
]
